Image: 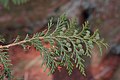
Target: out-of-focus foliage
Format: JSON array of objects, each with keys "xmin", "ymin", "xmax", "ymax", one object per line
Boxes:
[
  {"xmin": 0, "ymin": 35, "xmax": 5, "ymax": 43},
  {"xmin": 0, "ymin": 0, "xmax": 29, "ymax": 8}
]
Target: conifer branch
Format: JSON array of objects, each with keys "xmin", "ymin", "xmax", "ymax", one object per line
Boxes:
[{"xmin": 0, "ymin": 14, "xmax": 108, "ymax": 79}]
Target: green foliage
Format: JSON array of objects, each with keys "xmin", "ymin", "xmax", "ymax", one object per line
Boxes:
[
  {"xmin": 0, "ymin": 0, "xmax": 29, "ymax": 8},
  {"xmin": 0, "ymin": 35, "xmax": 5, "ymax": 43},
  {"xmin": 0, "ymin": 14, "xmax": 108, "ymax": 79},
  {"xmin": 0, "ymin": 52, "xmax": 12, "ymax": 80}
]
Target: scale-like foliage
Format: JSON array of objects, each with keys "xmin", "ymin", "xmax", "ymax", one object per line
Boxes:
[
  {"xmin": 0, "ymin": 14, "xmax": 108, "ymax": 79},
  {"xmin": 0, "ymin": 0, "xmax": 29, "ymax": 8},
  {"xmin": 0, "ymin": 52, "xmax": 12, "ymax": 80}
]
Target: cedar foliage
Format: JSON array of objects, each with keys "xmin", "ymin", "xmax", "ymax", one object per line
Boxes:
[{"xmin": 0, "ymin": 14, "xmax": 108, "ymax": 80}]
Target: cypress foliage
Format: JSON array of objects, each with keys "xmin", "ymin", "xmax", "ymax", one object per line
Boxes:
[{"xmin": 0, "ymin": 14, "xmax": 108, "ymax": 79}]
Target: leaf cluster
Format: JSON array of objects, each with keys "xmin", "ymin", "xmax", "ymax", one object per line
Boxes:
[{"xmin": 0, "ymin": 14, "xmax": 108, "ymax": 79}]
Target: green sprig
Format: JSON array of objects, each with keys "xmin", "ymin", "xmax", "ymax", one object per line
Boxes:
[{"xmin": 0, "ymin": 14, "xmax": 108, "ymax": 79}]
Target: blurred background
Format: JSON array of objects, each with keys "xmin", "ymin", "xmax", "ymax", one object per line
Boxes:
[{"xmin": 0, "ymin": 0, "xmax": 120, "ymax": 80}]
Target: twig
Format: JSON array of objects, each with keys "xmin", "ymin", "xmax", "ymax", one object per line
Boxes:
[{"xmin": 0, "ymin": 37, "xmax": 43, "ymax": 49}]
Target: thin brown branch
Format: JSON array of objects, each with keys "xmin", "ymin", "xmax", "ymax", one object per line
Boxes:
[{"xmin": 0, "ymin": 37, "xmax": 43, "ymax": 49}]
